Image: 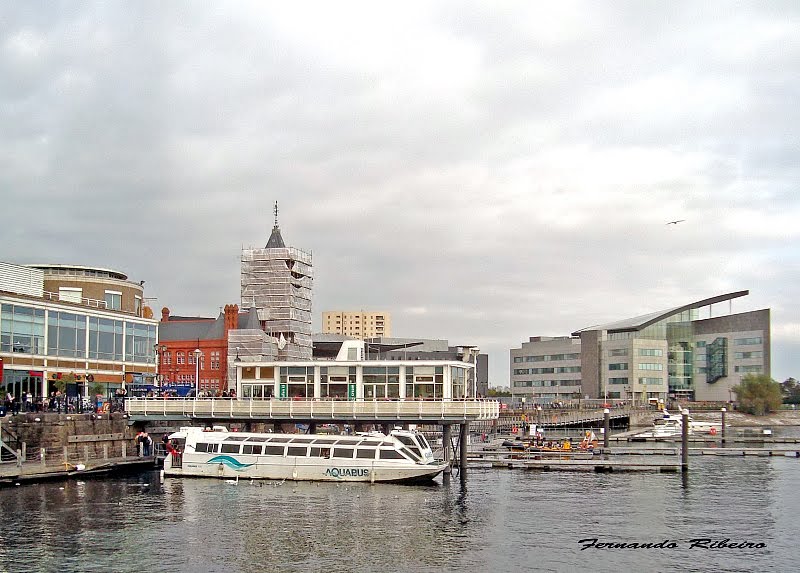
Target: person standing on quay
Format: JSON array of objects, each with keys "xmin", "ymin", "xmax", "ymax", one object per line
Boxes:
[{"xmin": 142, "ymin": 432, "xmax": 152, "ymax": 456}]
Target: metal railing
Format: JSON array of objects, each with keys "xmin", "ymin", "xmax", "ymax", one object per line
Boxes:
[{"xmin": 125, "ymin": 397, "xmax": 500, "ymax": 421}]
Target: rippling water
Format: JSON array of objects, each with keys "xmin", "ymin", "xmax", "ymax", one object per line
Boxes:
[{"xmin": 1, "ymin": 454, "xmax": 798, "ymax": 572}]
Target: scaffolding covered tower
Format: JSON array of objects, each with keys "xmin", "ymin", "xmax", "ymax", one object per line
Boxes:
[{"xmin": 240, "ymin": 205, "xmax": 313, "ymax": 360}]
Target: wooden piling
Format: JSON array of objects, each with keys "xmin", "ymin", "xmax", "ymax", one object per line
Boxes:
[
  {"xmin": 603, "ymin": 409, "xmax": 610, "ymax": 448},
  {"xmin": 442, "ymin": 424, "xmax": 452, "ymax": 474},
  {"xmin": 681, "ymin": 409, "xmax": 689, "ymax": 472},
  {"xmin": 459, "ymin": 423, "xmax": 468, "ymax": 476}
]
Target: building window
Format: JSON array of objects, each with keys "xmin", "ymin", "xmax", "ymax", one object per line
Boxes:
[
  {"xmin": 734, "ymin": 351, "xmax": 762, "ymax": 359},
  {"xmin": 735, "ymin": 365, "xmax": 762, "ymax": 374},
  {"xmin": 104, "ymin": 291, "xmax": 122, "ymax": 311},
  {"xmin": 707, "ymin": 337, "xmax": 728, "ymax": 383},
  {"xmin": 609, "ymin": 377, "xmax": 628, "ymax": 385},
  {"xmin": 88, "ymin": 316, "xmax": 123, "ymax": 361},
  {"xmin": 211, "ymin": 351, "xmax": 220, "ymax": 370},
  {"xmin": 2, "ymin": 304, "xmax": 46, "ymax": 355},
  {"xmin": 610, "ymin": 349, "xmax": 628, "ymax": 357},
  {"xmin": 609, "ymin": 363, "xmax": 628, "ymax": 371},
  {"xmin": 637, "ymin": 363, "xmax": 664, "ymax": 371},
  {"xmin": 177, "ymin": 352, "xmax": 185, "ymax": 365},
  {"xmin": 638, "ymin": 377, "xmax": 663, "ymax": 385},
  {"xmin": 734, "ymin": 337, "xmax": 762, "ymax": 346},
  {"xmin": 58, "ymin": 287, "xmax": 82, "ymax": 304},
  {"xmin": 638, "ymin": 349, "xmax": 663, "ymax": 357}
]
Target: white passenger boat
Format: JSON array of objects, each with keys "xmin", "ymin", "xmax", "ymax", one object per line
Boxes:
[{"xmin": 164, "ymin": 426, "xmax": 448, "ymax": 484}]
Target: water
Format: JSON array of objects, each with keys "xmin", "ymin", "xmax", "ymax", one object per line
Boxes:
[{"xmin": 1, "ymin": 455, "xmax": 798, "ymax": 572}]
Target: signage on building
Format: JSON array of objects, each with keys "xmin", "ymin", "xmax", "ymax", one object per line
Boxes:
[
  {"xmin": 279, "ymin": 383, "xmax": 288, "ymax": 399},
  {"xmin": 348, "ymin": 383, "xmax": 356, "ymax": 400}
]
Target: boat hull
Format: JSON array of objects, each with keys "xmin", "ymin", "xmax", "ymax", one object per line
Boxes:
[{"xmin": 164, "ymin": 454, "xmax": 447, "ymax": 484}]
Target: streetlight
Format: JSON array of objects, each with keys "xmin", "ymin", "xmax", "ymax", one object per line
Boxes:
[
  {"xmin": 193, "ymin": 349, "xmax": 202, "ymax": 399},
  {"xmin": 154, "ymin": 344, "xmax": 166, "ymax": 387},
  {"xmin": 521, "ymin": 397, "xmax": 526, "ymax": 437}
]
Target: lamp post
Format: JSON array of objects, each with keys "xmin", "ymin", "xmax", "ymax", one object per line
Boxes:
[
  {"xmin": 193, "ymin": 349, "xmax": 202, "ymax": 399},
  {"xmin": 521, "ymin": 397, "xmax": 526, "ymax": 437},
  {"xmin": 153, "ymin": 344, "xmax": 166, "ymax": 387}
]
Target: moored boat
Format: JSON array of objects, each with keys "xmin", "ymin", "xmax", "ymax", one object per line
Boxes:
[{"xmin": 164, "ymin": 426, "xmax": 448, "ymax": 484}]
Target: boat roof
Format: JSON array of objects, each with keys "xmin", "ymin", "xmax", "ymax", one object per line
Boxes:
[{"xmin": 171, "ymin": 428, "xmax": 396, "ymax": 446}]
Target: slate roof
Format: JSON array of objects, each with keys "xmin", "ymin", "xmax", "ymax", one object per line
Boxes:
[{"xmin": 265, "ymin": 225, "xmax": 285, "ymax": 248}]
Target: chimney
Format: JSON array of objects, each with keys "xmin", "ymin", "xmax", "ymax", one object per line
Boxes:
[
  {"xmin": 161, "ymin": 307, "xmax": 170, "ymax": 322},
  {"xmin": 224, "ymin": 304, "xmax": 239, "ymax": 333}
]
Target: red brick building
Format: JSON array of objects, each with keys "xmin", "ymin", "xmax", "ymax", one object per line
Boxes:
[{"xmin": 157, "ymin": 304, "xmax": 242, "ymax": 394}]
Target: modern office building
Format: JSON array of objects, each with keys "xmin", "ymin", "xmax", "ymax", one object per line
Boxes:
[
  {"xmin": 322, "ymin": 311, "xmax": 391, "ymax": 339},
  {"xmin": 0, "ymin": 261, "xmax": 157, "ymax": 401},
  {"xmin": 241, "ymin": 204, "xmax": 313, "ymax": 360},
  {"xmin": 510, "ymin": 291, "xmax": 770, "ymax": 404}
]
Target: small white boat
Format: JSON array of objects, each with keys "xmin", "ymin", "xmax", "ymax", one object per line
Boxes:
[
  {"xmin": 164, "ymin": 426, "xmax": 448, "ymax": 484},
  {"xmin": 660, "ymin": 408, "xmax": 723, "ymax": 435},
  {"xmin": 635, "ymin": 409, "xmax": 723, "ymax": 438}
]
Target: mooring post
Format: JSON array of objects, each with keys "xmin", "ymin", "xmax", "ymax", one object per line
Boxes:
[
  {"xmin": 681, "ymin": 409, "xmax": 689, "ymax": 472},
  {"xmin": 442, "ymin": 424, "xmax": 452, "ymax": 474},
  {"xmin": 442, "ymin": 424, "xmax": 453, "ymax": 474},
  {"xmin": 459, "ymin": 423, "xmax": 468, "ymax": 476},
  {"xmin": 603, "ymin": 409, "xmax": 610, "ymax": 448},
  {"xmin": 721, "ymin": 407, "xmax": 726, "ymax": 445}
]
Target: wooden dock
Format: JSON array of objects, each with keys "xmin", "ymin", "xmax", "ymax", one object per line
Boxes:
[
  {"xmin": 522, "ymin": 459, "xmax": 680, "ymax": 472},
  {"xmin": 0, "ymin": 456, "xmax": 156, "ymax": 486}
]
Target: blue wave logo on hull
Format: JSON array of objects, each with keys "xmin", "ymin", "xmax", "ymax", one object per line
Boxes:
[{"xmin": 207, "ymin": 455, "xmax": 254, "ymax": 471}]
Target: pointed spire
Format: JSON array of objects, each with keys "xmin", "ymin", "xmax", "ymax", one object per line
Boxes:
[{"xmin": 265, "ymin": 200, "xmax": 286, "ymax": 248}]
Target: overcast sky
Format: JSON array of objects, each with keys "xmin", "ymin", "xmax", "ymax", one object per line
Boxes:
[{"xmin": 2, "ymin": 1, "xmax": 798, "ymax": 387}]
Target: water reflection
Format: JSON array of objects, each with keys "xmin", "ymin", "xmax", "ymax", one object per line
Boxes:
[{"xmin": 0, "ymin": 456, "xmax": 798, "ymax": 572}]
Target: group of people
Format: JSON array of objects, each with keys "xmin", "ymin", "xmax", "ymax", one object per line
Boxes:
[
  {"xmin": 3, "ymin": 390, "xmax": 43, "ymax": 415},
  {"xmin": 135, "ymin": 431, "xmax": 153, "ymax": 456}
]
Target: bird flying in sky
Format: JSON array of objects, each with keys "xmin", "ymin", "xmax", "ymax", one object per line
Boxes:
[{"xmin": 666, "ymin": 220, "xmax": 686, "ymax": 225}]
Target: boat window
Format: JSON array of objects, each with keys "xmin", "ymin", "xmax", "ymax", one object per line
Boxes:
[
  {"xmin": 417, "ymin": 434, "xmax": 431, "ymax": 450},
  {"xmin": 287, "ymin": 446, "xmax": 308, "ymax": 457},
  {"xmin": 246, "ymin": 437, "xmax": 269, "ymax": 442},
  {"xmin": 289, "ymin": 438, "xmax": 314, "ymax": 444},
  {"xmin": 400, "ymin": 447, "xmax": 421, "ymax": 462},
  {"xmin": 223, "ymin": 436, "xmax": 248, "ymax": 441},
  {"xmin": 242, "ymin": 444, "xmax": 262, "ymax": 455},
  {"xmin": 195, "ymin": 442, "xmax": 218, "ymax": 453},
  {"xmin": 332, "ymin": 448, "xmax": 353, "ymax": 459},
  {"xmin": 311, "ymin": 439, "xmax": 337, "ymax": 445},
  {"xmin": 310, "ymin": 447, "xmax": 326, "ymax": 457},
  {"xmin": 268, "ymin": 437, "xmax": 290, "ymax": 443},
  {"xmin": 356, "ymin": 449, "xmax": 376, "ymax": 459},
  {"xmin": 221, "ymin": 443, "xmax": 241, "ymax": 454},
  {"xmin": 379, "ymin": 450, "xmax": 405, "ymax": 460},
  {"xmin": 264, "ymin": 445, "xmax": 285, "ymax": 456},
  {"xmin": 360, "ymin": 440, "xmax": 383, "ymax": 446}
]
